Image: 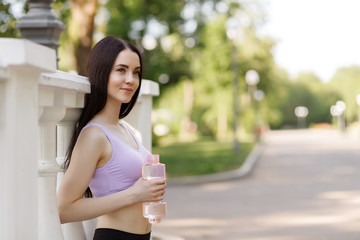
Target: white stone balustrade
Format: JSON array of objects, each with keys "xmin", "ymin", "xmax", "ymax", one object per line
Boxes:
[
  {"xmin": 40, "ymin": 70, "xmax": 90, "ymax": 240},
  {"xmin": 0, "ymin": 38, "xmax": 159, "ymax": 240}
]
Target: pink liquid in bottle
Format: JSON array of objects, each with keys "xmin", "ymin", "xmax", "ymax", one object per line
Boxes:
[{"xmin": 142, "ymin": 154, "xmax": 167, "ymax": 224}]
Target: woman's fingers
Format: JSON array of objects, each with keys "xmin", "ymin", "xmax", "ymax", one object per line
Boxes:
[
  {"xmin": 149, "ymin": 180, "xmax": 166, "ymax": 201},
  {"xmin": 152, "ymin": 193, "xmax": 165, "ymax": 202},
  {"xmin": 132, "ymin": 177, "xmax": 167, "ymax": 202}
]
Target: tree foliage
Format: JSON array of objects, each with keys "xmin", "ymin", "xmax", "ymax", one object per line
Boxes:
[
  {"xmin": 267, "ymin": 71, "xmax": 342, "ymax": 129},
  {"xmin": 0, "ymin": 2, "xmax": 20, "ymax": 37},
  {"xmin": 192, "ymin": 15, "xmax": 233, "ymax": 138},
  {"xmin": 105, "ymin": 0, "xmax": 189, "ymax": 88},
  {"xmin": 328, "ymin": 66, "xmax": 360, "ymax": 122}
]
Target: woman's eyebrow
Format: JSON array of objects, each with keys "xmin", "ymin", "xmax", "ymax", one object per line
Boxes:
[
  {"xmin": 114, "ymin": 64, "xmax": 141, "ymax": 69},
  {"xmin": 114, "ymin": 64, "xmax": 129, "ymax": 68}
]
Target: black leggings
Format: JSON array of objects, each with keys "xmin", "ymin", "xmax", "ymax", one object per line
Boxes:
[{"xmin": 93, "ymin": 228, "xmax": 151, "ymax": 240}]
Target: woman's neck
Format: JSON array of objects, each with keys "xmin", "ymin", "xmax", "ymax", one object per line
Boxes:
[{"xmin": 93, "ymin": 101, "xmax": 121, "ymax": 126}]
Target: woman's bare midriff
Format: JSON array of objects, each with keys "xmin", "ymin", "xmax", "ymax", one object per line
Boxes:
[{"xmin": 96, "ymin": 202, "xmax": 151, "ymax": 234}]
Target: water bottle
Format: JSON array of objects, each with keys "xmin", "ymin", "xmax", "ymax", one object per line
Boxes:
[{"xmin": 142, "ymin": 154, "xmax": 167, "ymax": 224}]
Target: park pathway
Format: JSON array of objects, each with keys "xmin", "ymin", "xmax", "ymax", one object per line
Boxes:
[{"xmin": 153, "ymin": 129, "xmax": 360, "ymax": 240}]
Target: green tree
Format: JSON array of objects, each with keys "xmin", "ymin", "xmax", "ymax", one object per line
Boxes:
[
  {"xmin": 105, "ymin": 0, "xmax": 189, "ymax": 87},
  {"xmin": 268, "ymin": 71, "xmax": 341, "ymax": 129},
  {"xmin": 192, "ymin": 15, "xmax": 233, "ymax": 139},
  {"xmin": 152, "ymin": 1, "xmax": 276, "ymax": 138},
  {"xmin": 0, "ymin": 2, "xmax": 21, "ymax": 37},
  {"xmin": 295, "ymin": 72, "xmax": 339, "ymax": 125},
  {"xmin": 328, "ymin": 66, "xmax": 360, "ymax": 122}
]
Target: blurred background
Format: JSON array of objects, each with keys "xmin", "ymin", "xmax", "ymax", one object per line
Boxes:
[{"xmin": 2, "ymin": 0, "xmax": 360, "ymax": 178}]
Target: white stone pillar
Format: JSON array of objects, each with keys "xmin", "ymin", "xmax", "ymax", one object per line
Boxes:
[
  {"xmin": 124, "ymin": 80, "xmax": 159, "ymax": 151},
  {"xmin": 0, "ymin": 38, "xmax": 56, "ymax": 240}
]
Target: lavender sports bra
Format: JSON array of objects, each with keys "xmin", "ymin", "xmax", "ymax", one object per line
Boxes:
[{"xmin": 82, "ymin": 122, "xmax": 151, "ymax": 198}]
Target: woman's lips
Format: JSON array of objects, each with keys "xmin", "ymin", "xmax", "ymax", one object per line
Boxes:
[{"xmin": 121, "ymin": 88, "xmax": 133, "ymax": 93}]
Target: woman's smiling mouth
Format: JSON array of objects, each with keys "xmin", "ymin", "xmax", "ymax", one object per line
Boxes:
[{"xmin": 121, "ymin": 88, "xmax": 133, "ymax": 93}]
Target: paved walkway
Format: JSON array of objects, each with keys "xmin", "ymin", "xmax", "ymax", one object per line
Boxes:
[{"xmin": 153, "ymin": 129, "xmax": 360, "ymax": 240}]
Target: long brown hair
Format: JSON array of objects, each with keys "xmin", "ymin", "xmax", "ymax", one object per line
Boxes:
[{"xmin": 64, "ymin": 36, "xmax": 143, "ymax": 197}]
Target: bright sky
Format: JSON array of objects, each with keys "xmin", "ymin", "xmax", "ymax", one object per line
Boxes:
[{"xmin": 261, "ymin": 0, "xmax": 360, "ymax": 83}]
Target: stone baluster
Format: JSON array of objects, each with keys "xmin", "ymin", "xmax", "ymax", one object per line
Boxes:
[
  {"xmin": 56, "ymin": 109, "xmax": 81, "ymax": 180},
  {"xmin": 0, "ymin": 38, "xmax": 56, "ymax": 240},
  {"xmin": 38, "ymin": 105, "xmax": 66, "ymax": 240}
]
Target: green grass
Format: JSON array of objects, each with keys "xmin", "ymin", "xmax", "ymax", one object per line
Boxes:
[{"xmin": 152, "ymin": 138, "xmax": 255, "ymax": 178}]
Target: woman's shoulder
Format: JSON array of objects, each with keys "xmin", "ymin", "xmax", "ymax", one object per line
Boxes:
[
  {"xmin": 77, "ymin": 124, "xmax": 109, "ymax": 147},
  {"xmin": 70, "ymin": 124, "xmax": 112, "ymax": 168}
]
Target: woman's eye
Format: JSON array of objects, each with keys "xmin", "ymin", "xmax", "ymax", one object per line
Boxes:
[
  {"xmin": 134, "ymin": 71, "xmax": 140, "ymax": 75},
  {"xmin": 117, "ymin": 68, "xmax": 125, "ymax": 73}
]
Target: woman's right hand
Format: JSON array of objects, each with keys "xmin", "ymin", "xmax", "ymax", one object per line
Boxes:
[{"xmin": 129, "ymin": 177, "xmax": 167, "ymax": 203}]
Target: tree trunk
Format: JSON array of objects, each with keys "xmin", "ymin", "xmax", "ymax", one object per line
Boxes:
[{"xmin": 69, "ymin": 0, "xmax": 98, "ymax": 76}]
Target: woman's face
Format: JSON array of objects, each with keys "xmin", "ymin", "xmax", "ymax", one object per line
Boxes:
[{"xmin": 107, "ymin": 49, "xmax": 141, "ymax": 104}]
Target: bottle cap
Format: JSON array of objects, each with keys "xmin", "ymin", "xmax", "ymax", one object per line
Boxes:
[{"xmin": 147, "ymin": 154, "xmax": 159, "ymax": 163}]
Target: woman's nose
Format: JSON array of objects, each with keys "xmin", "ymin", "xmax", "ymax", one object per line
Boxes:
[{"xmin": 125, "ymin": 72, "xmax": 134, "ymax": 83}]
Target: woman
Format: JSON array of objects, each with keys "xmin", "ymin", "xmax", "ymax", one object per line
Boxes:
[{"xmin": 57, "ymin": 36, "xmax": 166, "ymax": 240}]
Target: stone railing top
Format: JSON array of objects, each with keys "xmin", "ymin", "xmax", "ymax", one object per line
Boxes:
[
  {"xmin": 41, "ymin": 70, "xmax": 90, "ymax": 93},
  {"xmin": 0, "ymin": 38, "xmax": 56, "ymax": 72},
  {"xmin": 41, "ymin": 70, "xmax": 159, "ymax": 97}
]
